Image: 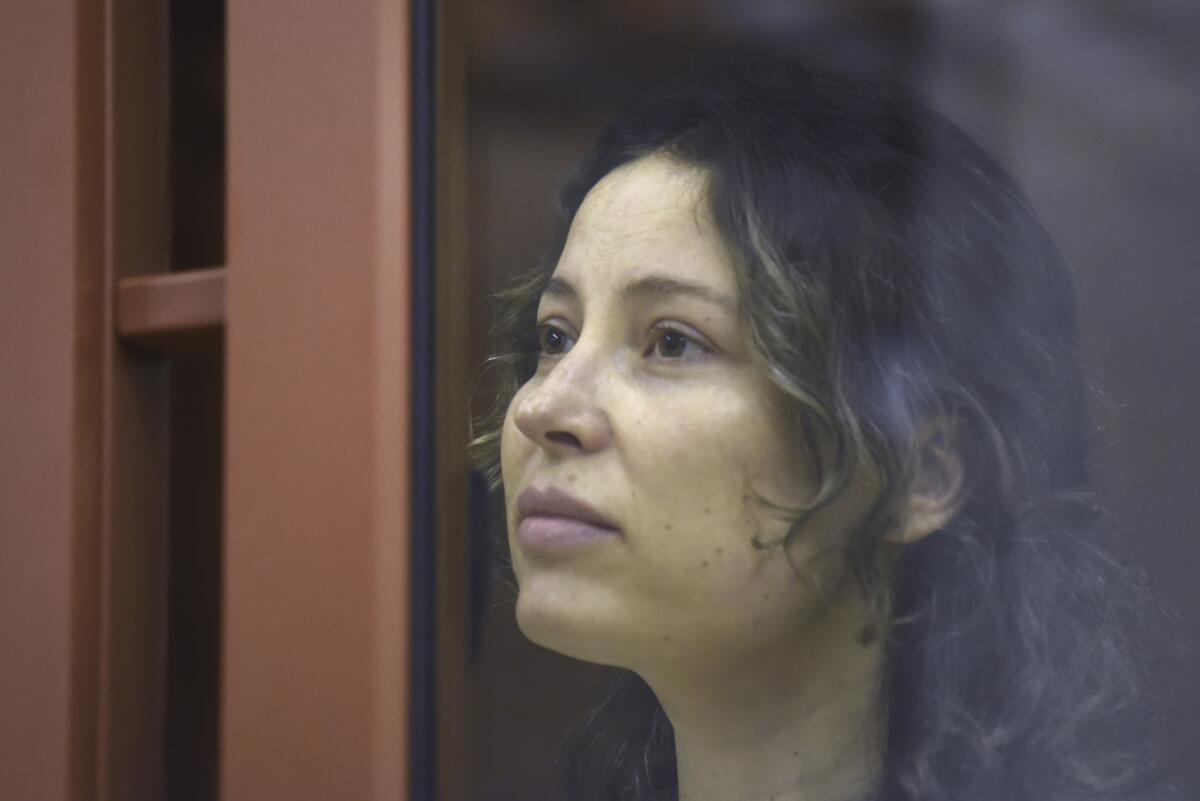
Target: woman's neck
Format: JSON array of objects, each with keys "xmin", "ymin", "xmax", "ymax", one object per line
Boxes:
[{"xmin": 641, "ymin": 583, "xmax": 885, "ymax": 801}]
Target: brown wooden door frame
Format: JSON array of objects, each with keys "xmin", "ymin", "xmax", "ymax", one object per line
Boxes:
[
  {"xmin": 2, "ymin": 0, "xmax": 464, "ymax": 798},
  {"xmin": 2, "ymin": 1, "xmax": 174, "ymax": 799},
  {"xmin": 220, "ymin": 1, "xmax": 415, "ymax": 799},
  {"xmin": 1, "ymin": 2, "xmax": 105, "ymax": 798}
]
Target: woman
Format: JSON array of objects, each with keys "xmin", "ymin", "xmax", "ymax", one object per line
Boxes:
[{"xmin": 471, "ymin": 64, "xmax": 1166, "ymax": 801}]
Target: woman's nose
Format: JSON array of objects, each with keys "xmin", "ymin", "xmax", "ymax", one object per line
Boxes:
[{"xmin": 512, "ymin": 350, "xmax": 613, "ymax": 456}]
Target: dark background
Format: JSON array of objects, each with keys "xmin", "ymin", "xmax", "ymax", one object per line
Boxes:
[{"xmin": 461, "ymin": 2, "xmax": 1200, "ymax": 798}]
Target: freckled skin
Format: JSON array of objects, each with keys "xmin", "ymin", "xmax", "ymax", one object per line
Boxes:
[{"xmin": 500, "ymin": 155, "xmax": 875, "ymax": 684}]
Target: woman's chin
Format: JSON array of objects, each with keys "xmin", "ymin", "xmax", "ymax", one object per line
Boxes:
[{"xmin": 514, "ymin": 585, "xmax": 631, "ymax": 667}]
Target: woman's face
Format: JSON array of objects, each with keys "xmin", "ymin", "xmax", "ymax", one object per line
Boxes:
[{"xmin": 500, "ymin": 155, "xmax": 873, "ymax": 679}]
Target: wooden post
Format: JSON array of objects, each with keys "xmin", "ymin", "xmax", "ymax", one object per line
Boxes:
[
  {"xmin": 0, "ymin": 3, "xmax": 105, "ymax": 798},
  {"xmin": 1, "ymin": 1, "xmax": 173, "ymax": 799},
  {"xmin": 222, "ymin": 1, "xmax": 412, "ymax": 799}
]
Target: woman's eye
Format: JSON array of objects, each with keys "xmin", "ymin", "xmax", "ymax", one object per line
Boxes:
[
  {"xmin": 649, "ymin": 326, "xmax": 708, "ymax": 359},
  {"xmin": 536, "ymin": 323, "xmax": 574, "ymax": 356},
  {"xmin": 535, "ymin": 322, "xmax": 708, "ymax": 362}
]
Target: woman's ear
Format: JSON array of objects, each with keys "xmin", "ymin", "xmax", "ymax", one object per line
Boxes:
[{"xmin": 885, "ymin": 417, "xmax": 966, "ymax": 545}]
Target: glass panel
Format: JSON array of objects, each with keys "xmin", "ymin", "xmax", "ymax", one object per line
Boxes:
[{"xmin": 463, "ymin": 3, "xmax": 1200, "ymax": 799}]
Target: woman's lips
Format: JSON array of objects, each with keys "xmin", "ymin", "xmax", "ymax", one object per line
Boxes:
[
  {"xmin": 515, "ymin": 485, "xmax": 621, "ymax": 554},
  {"xmin": 517, "ymin": 516, "xmax": 621, "ymax": 553}
]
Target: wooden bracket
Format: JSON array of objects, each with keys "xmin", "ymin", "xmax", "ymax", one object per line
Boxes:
[{"xmin": 115, "ymin": 267, "xmax": 226, "ymax": 355}]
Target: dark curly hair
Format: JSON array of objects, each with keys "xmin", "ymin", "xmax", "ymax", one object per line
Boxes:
[{"xmin": 470, "ymin": 63, "xmax": 1171, "ymax": 801}]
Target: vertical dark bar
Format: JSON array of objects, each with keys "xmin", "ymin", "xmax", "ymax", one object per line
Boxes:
[
  {"xmin": 165, "ymin": 357, "xmax": 224, "ymax": 801},
  {"xmin": 164, "ymin": 0, "xmax": 226, "ymax": 798},
  {"xmin": 168, "ymin": 0, "xmax": 226, "ymax": 270},
  {"xmin": 410, "ymin": 0, "xmax": 437, "ymax": 797}
]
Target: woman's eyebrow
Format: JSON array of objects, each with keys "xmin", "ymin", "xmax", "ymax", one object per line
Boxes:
[{"xmin": 540, "ymin": 275, "xmax": 736, "ymax": 314}]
